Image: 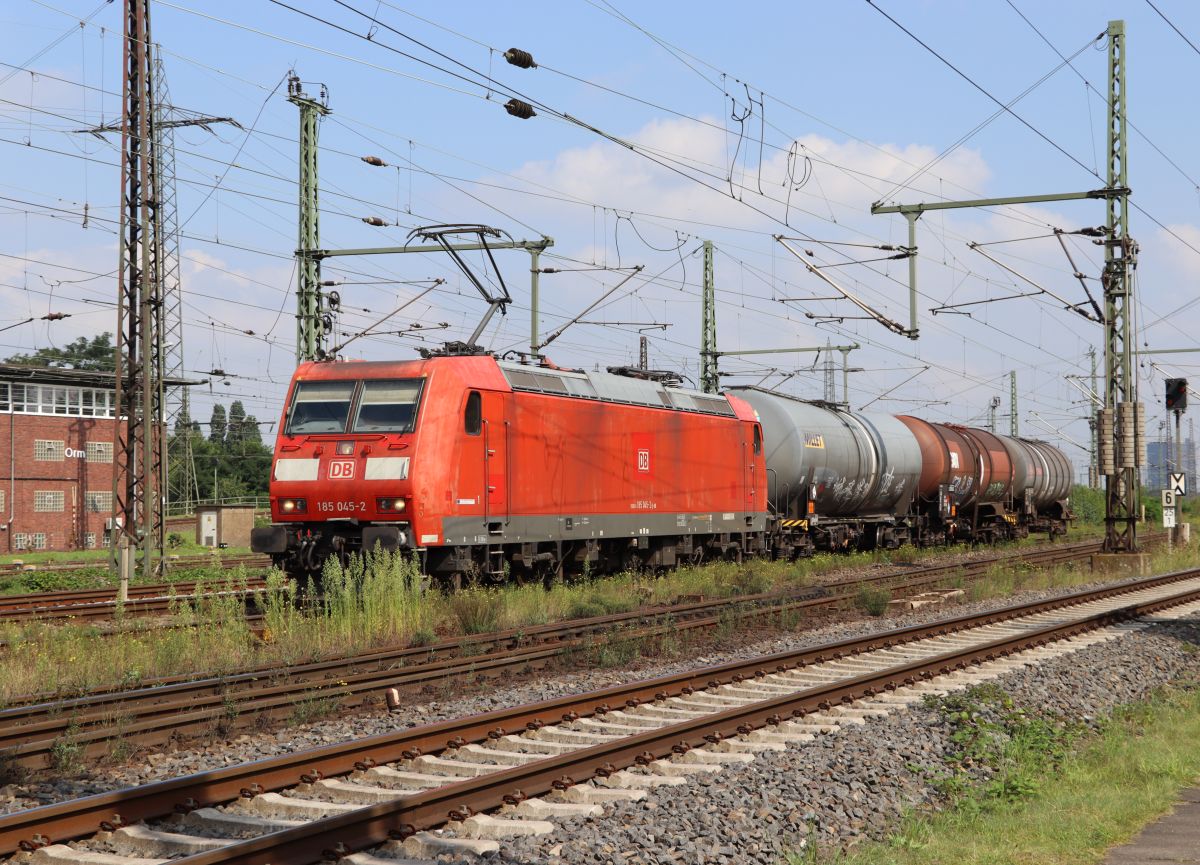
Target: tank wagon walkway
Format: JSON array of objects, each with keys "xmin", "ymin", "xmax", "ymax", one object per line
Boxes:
[{"xmin": 1103, "ymin": 786, "xmax": 1200, "ymax": 863}]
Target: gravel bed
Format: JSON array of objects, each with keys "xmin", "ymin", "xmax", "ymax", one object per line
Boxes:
[
  {"xmin": 0, "ymin": 570, "xmax": 1176, "ymax": 819},
  {"xmin": 476, "ymin": 618, "xmax": 1200, "ymax": 865}
]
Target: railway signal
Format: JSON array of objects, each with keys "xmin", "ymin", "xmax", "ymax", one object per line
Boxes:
[{"xmin": 1166, "ymin": 378, "xmax": 1187, "ymax": 412}]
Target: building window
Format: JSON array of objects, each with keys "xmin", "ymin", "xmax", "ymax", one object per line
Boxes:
[
  {"xmin": 34, "ymin": 490, "xmax": 65, "ymax": 512},
  {"xmin": 12, "ymin": 532, "xmax": 27, "ymax": 550},
  {"xmin": 29, "ymin": 532, "xmax": 46, "ymax": 550},
  {"xmin": 84, "ymin": 532, "xmax": 96, "ymax": 549},
  {"xmin": 0, "ymin": 383, "xmax": 114, "ymax": 418},
  {"xmin": 34, "ymin": 439, "xmax": 65, "ymax": 461},
  {"xmin": 86, "ymin": 441, "xmax": 113, "ymax": 463},
  {"xmin": 85, "ymin": 491, "xmax": 113, "ymax": 513}
]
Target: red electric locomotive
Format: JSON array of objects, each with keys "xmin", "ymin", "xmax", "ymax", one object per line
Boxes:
[{"xmin": 251, "ymin": 352, "xmax": 768, "ymax": 582}]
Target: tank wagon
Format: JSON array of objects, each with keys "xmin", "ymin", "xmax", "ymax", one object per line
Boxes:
[
  {"xmin": 252, "ymin": 354, "xmax": 1073, "ymax": 581},
  {"xmin": 731, "ymin": 389, "xmax": 922, "ymax": 556}
]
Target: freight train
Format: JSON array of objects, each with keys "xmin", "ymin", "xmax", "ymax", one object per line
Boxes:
[{"xmin": 250, "ymin": 351, "xmax": 1073, "ymax": 582}]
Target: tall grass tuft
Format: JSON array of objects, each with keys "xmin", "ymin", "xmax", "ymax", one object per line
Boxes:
[
  {"xmin": 311, "ymin": 549, "xmax": 432, "ymax": 653},
  {"xmin": 447, "ymin": 587, "xmax": 503, "ymax": 634}
]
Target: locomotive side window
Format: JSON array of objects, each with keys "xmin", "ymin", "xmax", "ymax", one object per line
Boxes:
[
  {"xmin": 286, "ymin": 381, "xmax": 356, "ymax": 434},
  {"xmin": 753, "ymin": 424, "xmax": 762, "ymax": 455},
  {"xmin": 465, "ymin": 391, "xmax": 482, "ymax": 435},
  {"xmin": 353, "ymin": 379, "xmax": 424, "ymax": 432}
]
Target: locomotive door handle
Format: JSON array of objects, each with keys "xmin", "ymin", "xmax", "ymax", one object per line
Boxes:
[{"xmin": 482, "ymin": 419, "xmax": 490, "ymax": 528}]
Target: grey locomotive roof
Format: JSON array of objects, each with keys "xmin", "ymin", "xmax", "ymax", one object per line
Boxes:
[{"xmin": 498, "ymin": 361, "xmax": 735, "ymax": 417}]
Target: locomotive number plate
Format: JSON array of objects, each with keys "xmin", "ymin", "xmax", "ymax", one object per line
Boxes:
[{"xmin": 316, "ymin": 500, "xmax": 367, "ymax": 513}]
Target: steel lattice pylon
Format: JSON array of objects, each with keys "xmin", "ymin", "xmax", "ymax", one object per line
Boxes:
[
  {"xmin": 152, "ymin": 47, "xmax": 194, "ymax": 515},
  {"xmin": 289, "ymin": 74, "xmax": 331, "ymax": 363},
  {"xmin": 1102, "ymin": 19, "xmax": 1141, "ymax": 553},
  {"xmin": 700, "ymin": 240, "xmax": 717, "ymax": 394},
  {"xmin": 114, "ymin": 0, "xmax": 163, "ymax": 584}
]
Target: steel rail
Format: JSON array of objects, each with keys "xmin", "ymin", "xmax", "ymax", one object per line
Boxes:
[
  {"xmin": 0, "ymin": 571, "xmax": 271, "ymax": 621},
  {"xmin": 0, "ymin": 588, "xmax": 270, "ymax": 624},
  {"xmin": 176, "ymin": 585, "xmax": 1200, "ymax": 865},
  {"xmin": 0, "ymin": 540, "xmax": 1109, "ymax": 764},
  {"xmin": 0, "ymin": 553, "xmax": 269, "ymax": 582},
  {"xmin": 3, "ymin": 565, "xmax": 1197, "ymax": 856}
]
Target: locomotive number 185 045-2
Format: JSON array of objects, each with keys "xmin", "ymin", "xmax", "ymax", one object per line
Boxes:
[{"xmin": 316, "ymin": 500, "xmax": 367, "ymax": 513}]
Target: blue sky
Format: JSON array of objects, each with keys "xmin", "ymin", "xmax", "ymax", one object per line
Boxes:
[{"xmin": 3, "ymin": 1, "xmax": 1200, "ymax": 480}]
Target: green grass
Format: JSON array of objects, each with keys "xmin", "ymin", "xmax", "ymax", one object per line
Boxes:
[{"xmin": 791, "ymin": 683, "xmax": 1200, "ymax": 865}]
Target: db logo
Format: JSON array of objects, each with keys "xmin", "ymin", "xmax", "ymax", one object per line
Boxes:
[
  {"xmin": 328, "ymin": 459, "xmax": 355, "ymax": 480},
  {"xmin": 636, "ymin": 449, "xmax": 651, "ymax": 473}
]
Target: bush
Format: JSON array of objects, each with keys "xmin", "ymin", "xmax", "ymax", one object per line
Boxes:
[
  {"xmin": 447, "ymin": 587, "xmax": 502, "ymax": 634},
  {"xmin": 856, "ymin": 585, "xmax": 891, "ymax": 616},
  {"xmin": 1070, "ymin": 485, "xmax": 1104, "ymax": 525}
]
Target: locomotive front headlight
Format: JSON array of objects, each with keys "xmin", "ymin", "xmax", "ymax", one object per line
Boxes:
[
  {"xmin": 393, "ymin": 498, "xmax": 406, "ymax": 512},
  {"xmin": 280, "ymin": 499, "xmax": 295, "ymax": 513},
  {"xmin": 376, "ymin": 497, "xmax": 407, "ymax": 512}
]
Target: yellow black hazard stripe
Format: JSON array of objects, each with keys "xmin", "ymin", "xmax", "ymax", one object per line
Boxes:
[{"xmin": 780, "ymin": 519, "xmax": 810, "ymax": 530}]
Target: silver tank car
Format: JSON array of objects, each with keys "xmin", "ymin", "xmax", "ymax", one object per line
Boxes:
[
  {"xmin": 731, "ymin": 388, "xmax": 921, "ymax": 518},
  {"xmin": 998, "ymin": 435, "xmax": 1073, "ymax": 508}
]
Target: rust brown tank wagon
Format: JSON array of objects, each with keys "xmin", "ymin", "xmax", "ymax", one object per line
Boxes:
[{"xmin": 252, "ymin": 354, "xmax": 1074, "ymax": 582}]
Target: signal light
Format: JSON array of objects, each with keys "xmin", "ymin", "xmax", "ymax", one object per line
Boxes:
[{"xmin": 1166, "ymin": 378, "xmax": 1188, "ymax": 412}]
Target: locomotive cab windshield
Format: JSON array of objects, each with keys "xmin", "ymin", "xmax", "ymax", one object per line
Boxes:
[
  {"xmin": 353, "ymin": 379, "xmax": 423, "ymax": 432},
  {"xmin": 286, "ymin": 381, "xmax": 355, "ymax": 434},
  {"xmin": 285, "ymin": 378, "xmax": 424, "ymax": 435}
]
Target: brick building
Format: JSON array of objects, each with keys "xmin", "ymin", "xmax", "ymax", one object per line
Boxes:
[{"xmin": 0, "ymin": 365, "xmax": 124, "ymax": 552}]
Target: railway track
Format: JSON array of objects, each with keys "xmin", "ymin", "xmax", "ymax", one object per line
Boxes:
[
  {"xmin": 0, "ymin": 537, "xmax": 1129, "ymax": 768},
  {"xmin": 2, "ymin": 566, "xmax": 1197, "ymax": 864},
  {"xmin": 0, "ymin": 568, "xmax": 272, "ymax": 624},
  {"xmin": 0, "ymin": 553, "xmax": 269, "ymax": 579},
  {"xmin": 0, "ymin": 534, "xmax": 1108, "ymax": 627}
]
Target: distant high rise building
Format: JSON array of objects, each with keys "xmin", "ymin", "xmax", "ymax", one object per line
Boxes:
[{"xmin": 1146, "ymin": 437, "xmax": 1195, "ymax": 490}]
